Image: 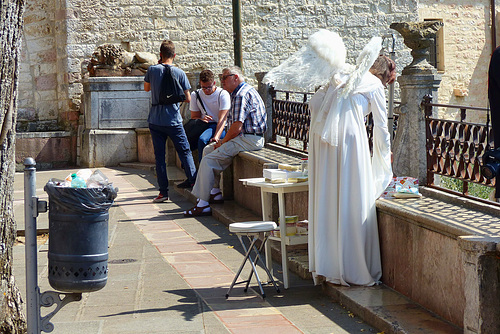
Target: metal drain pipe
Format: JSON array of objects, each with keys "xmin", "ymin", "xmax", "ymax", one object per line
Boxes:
[{"xmin": 232, "ymin": 0, "xmax": 243, "ymax": 68}]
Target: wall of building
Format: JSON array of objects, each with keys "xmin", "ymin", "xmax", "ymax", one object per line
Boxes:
[
  {"xmin": 18, "ymin": 0, "xmax": 79, "ymax": 133},
  {"xmin": 419, "ymin": 1, "xmax": 493, "ymax": 122},
  {"xmin": 18, "ymin": 0, "xmax": 418, "ymax": 134}
]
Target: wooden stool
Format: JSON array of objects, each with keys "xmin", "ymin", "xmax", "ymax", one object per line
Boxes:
[{"xmin": 226, "ymin": 221, "xmax": 280, "ymax": 299}]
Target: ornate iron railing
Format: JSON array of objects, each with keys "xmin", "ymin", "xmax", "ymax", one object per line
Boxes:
[
  {"xmin": 270, "ymin": 88, "xmax": 399, "ymax": 153},
  {"xmin": 270, "ymin": 89, "xmax": 312, "ymax": 152},
  {"xmin": 422, "ymin": 95, "xmax": 496, "ymax": 201}
]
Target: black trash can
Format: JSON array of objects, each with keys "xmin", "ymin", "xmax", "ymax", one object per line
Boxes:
[{"xmin": 44, "ymin": 182, "xmax": 117, "ymax": 293}]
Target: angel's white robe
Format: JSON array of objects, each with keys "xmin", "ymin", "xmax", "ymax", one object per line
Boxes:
[{"xmin": 308, "ymin": 72, "xmax": 393, "ymax": 286}]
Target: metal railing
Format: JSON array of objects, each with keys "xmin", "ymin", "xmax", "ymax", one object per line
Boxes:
[
  {"xmin": 270, "ymin": 89, "xmax": 313, "ymax": 152},
  {"xmin": 268, "ymin": 89, "xmax": 497, "ymax": 203},
  {"xmin": 269, "ymin": 88, "xmax": 399, "ymax": 153},
  {"xmin": 422, "ymin": 95, "xmax": 497, "ymax": 202}
]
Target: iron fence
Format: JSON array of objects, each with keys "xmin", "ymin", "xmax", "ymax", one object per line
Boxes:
[
  {"xmin": 422, "ymin": 95, "xmax": 497, "ymax": 202},
  {"xmin": 270, "ymin": 88, "xmax": 312, "ymax": 152},
  {"xmin": 268, "ymin": 89, "xmax": 497, "ymax": 203},
  {"xmin": 269, "ymin": 88, "xmax": 399, "ymax": 153}
]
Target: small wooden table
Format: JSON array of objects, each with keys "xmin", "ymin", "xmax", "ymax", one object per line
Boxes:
[{"xmin": 240, "ymin": 177, "xmax": 308, "ymax": 289}]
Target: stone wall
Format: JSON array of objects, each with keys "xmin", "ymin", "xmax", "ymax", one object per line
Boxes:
[
  {"xmin": 19, "ymin": 0, "xmax": 79, "ymax": 133},
  {"xmin": 20, "ymin": 0, "xmax": 496, "ymax": 133},
  {"xmin": 19, "ymin": 0, "xmax": 418, "ymax": 134},
  {"xmin": 418, "ymin": 1, "xmax": 492, "ymax": 122}
]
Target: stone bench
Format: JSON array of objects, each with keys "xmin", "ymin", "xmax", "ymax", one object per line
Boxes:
[
  {"xmin": 227, "ymin": 144, "xmax": 308, "ymax": 223},
  {"xmin": 376, "ymin": 188, "xmax": 500, "ymax": 332}
]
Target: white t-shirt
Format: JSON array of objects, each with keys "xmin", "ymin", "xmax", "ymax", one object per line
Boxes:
[{"xmin": 189, "ymin": 87, "xmax": 231, "ymax": 123}]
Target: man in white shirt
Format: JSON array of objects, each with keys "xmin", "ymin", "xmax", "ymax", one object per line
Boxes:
[{"xmin": 178, "ymin": 69, "xmax": 231, "ymax": 188}]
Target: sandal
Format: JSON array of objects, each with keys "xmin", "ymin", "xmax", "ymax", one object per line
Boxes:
[
  {"xmin": 209, "ymin": 192, "xmax": 224, "ymax": 204},
  {"xmin": 183, "ymin": 205, "xmax": 212, "ymax": 217}
]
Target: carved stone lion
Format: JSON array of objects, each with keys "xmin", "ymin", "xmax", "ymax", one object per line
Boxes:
[{"xmin": 87, "ymin": 44, "xmax": 158, "ymax": 76}]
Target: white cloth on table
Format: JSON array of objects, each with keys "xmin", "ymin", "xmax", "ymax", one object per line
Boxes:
[{"xmin": 307, "ymin": 72, "xmax": 393, "ymax": 286}]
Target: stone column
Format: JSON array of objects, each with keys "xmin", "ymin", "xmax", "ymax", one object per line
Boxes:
[
  {"xmin": 458, "ymin": 236, "xmax": 500, "ymax": 333},
  {"xmin": 390, "ymin": 21, "xmax": 443, "ymax": 184},
  {"xmin": 392, "ymin": 74, "xmax": 441, "ymax": 182},
  {"xmin": 255, "ymin": 71, "xmax": 273, "ymax": 142}
]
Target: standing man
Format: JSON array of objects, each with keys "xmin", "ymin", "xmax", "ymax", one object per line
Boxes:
[
  {"xmin": 184, "ymin": 66, "xmax": 267, "ymax": 216},
  {"xmin": 144, "ymin": 40, "xmax": 196, "ymax": 203},
  {"xmin": 184, "ymin": 69, "xmax": 231, "ymax": 164}
]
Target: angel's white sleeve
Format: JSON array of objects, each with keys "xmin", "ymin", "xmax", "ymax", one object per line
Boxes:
[{"xmin": 370, "ymin": 86, "xmax": 393, "ymax": 198}]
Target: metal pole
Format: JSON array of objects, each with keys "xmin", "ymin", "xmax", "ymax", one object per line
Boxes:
[
  {"xmin": 384, "ymin": 34, "xmax": 396, "ymax": 143},
  {"xmin": 232, "ymin": 0, "xmax": 242, "ymax": 68},
  {"xmin": 24, "ymin": 157, "xmax": 40, "ymax": 334}
]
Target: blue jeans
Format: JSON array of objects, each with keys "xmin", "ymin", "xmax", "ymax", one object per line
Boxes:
[
  {"xmin": 197, "ymin": 123, "xmax": 226, "ymax": 163},
  {"xmin": 149, "ymin": 123, "xmax": 196, "ymax": 196}
]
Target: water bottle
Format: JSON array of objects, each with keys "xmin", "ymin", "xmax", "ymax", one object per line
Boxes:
[{"xmin": 71, "ymin": 173, "xmax": 87, "ymax": 188}]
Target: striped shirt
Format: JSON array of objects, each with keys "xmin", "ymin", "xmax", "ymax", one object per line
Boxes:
[{"xmin": 228, "ymin": 82, "xmax": 267, "ymax": 134}]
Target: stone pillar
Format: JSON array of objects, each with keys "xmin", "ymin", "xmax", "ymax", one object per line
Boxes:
[
  {"xmin": 390, "ymin": 21, "xmax": 444, "ymax": 183},
  {"xmin": 255, "ymin": 72, "xmax": 273, "ymax": 142},
  {"xmin": 459, "ymin": 235, "xmax": 500, "ymax": 334},
  {"xmin": 392, "ymin": 74, "xmax": 441, "ymax": 182}
]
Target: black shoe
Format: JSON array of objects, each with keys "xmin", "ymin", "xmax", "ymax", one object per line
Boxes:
[{"xmin": 177, "ymin": 179, "xmax": 194, "ymax": 188}]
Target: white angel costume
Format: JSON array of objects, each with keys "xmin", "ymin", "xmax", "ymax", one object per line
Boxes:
[{"xmin": 264, "ymin": 30, "xmax": 393, "ymax": 286}]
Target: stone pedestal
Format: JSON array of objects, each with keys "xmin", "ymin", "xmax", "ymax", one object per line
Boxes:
[
  {"xmin": 392, "ymin": 74, "xmax": 441, "ymax": 183},
  {"xmin": 80, "ymin": 76, "xmax": 151, "ymax": 167}
]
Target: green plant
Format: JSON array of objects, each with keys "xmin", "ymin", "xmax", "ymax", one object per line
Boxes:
[{"xmin": 440, "ymin": 176, "xmax": 494, "ymax": 200}]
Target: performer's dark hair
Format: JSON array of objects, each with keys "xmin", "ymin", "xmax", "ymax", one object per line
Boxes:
[{"xmin": 370, "ymin": 55, "xmax": 396, "ymax": 86}]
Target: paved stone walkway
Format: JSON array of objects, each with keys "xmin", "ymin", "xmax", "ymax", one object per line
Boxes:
[{"xmin": 13, "ymin": 167, "xmax": 378, "ymax": 333}]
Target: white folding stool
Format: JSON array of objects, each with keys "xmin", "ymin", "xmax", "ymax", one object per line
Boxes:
[{"xmin": 226, "ymin": 221, "xmax": 280, "ymax": 299}]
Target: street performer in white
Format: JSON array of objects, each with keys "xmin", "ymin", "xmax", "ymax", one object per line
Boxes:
[{"xmin": 264, "ymin": 30, "xmax": 395, "ymax": 286}]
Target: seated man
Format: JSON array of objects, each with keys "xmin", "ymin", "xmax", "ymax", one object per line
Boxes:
[
  {"xmin": 181, "ymin": 69, "xmax": 231, "ymax": 184},
  {"xmin": 184, "ymin": 66, "xmax": 267, "ymax": 216}
]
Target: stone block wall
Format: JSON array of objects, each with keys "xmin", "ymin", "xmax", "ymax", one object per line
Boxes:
[
  {"xmin": 19, "ymin": 0, "xmax": 79, "ymax": 133},
  {"xmin": 19, "ymin": 0, "xmax": 418, "ymax": 136},
  {"xmin": 15, "ymin": 131, "xmax": 76, "ymax": 170},
  {"xmin": 19, "ymin": 0, "xmax": 496, "ymax": 142},
  {"xmin": 419, "ymin": 1, "xmax": 492, "ymax": 122}
]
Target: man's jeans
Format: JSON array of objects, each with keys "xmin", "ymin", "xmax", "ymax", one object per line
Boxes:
[
  {"xmin": 198, "ymin": 124, "xmax": 226, "ymax": 164},
  {"xmin": 149, "ymin": 123, "xmax": 196, "ymax": 195}
]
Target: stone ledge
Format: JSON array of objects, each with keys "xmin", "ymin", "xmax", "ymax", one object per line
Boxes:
[
  {"xmin": 16, "ymin": 131, "xmax": 71, "ymax": 138},
  {"xmin": 377, "ymin": 188, "xmax": 500, "ymax": 239}
]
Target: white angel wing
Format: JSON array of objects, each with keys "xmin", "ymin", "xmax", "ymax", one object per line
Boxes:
[
  {"xmin": 263, "ymin": 29, "xmax": 347, "ymax": 92},
  {"xmin": 339, "ymin": 37, "xmax": 382, "ymax": 98}
]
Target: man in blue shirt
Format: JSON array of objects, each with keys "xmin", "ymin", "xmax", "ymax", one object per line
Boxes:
[
  {"xmin": 144, "ymin": 40, "xmax": 196, "ymax": 203},
  {"xmin": 184, "ymin": 66, "xmax": 267, "ymax": 216}
]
